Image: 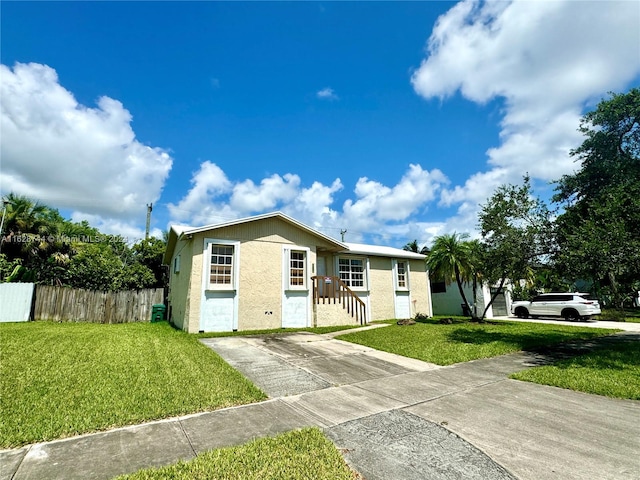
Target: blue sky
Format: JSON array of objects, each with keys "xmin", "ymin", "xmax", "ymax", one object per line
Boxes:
[{"xmin": 2, "ymin": 1, "xmax": 639, "ymax": 247}]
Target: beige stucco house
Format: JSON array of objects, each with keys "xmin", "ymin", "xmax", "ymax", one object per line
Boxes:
[{"xmin": 164, "ymin": 212, "xmax": 432, "ymax": 333}]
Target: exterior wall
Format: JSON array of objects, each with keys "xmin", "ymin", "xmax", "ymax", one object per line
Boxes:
[
  {"xmin": 431, "ymin": 282, "xmax": 512, "ymax": 318},
  {"xmin": 185, "ymin": 233, "xmax": 206, "ymax": 333},
  {"xmin": 315, "ymin": 303, "xmax": 361, "ymax": 327},
  {"xmin": 408, "ymin": 260, "xmax": 431, "ymax": 317},
  {"xmin": 167, "ymin": 237, "xmax": 194, "ymax": 331},
  {"xmin": 237, "ymin": 239, "xmax": 285, "ymax": 330},
  {"xmin": 431, "ymin": 283, "xmax": 474, "ymax": 316},
  {"xmin": 368, "ymin": 257, "xmax": 395, "ymax": 321}
]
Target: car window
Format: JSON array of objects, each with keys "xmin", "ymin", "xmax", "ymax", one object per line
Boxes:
[{"xmin": 532, "ymin": 296, "xmax": 545, "ymax": 302}]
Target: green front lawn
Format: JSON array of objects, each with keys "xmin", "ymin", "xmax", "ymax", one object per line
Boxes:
[
  {"xmin": 0, "ymin": 322, "xmax": 266, "ymax": 448},
  {"xmin": 511, "ymin": 340, "xmax": 640, "ymax": 400},
  {"xmin": 336, "ymin": 318, "xmax": 619, "ymax": 365},
  {"xmin": 599, "ymin": 308, "xmax": 640, "ymax": 323},
  {"xmin": 116, "ymin": 428, "xmax": 358, "ymax": 480}
]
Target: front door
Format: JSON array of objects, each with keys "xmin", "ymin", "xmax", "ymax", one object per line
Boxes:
[{"xmin": 282, "ymin": 247, "xmax": 310, "ymax": 328}]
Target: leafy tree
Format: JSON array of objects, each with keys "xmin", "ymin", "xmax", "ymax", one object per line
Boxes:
[
  {"xmin": 553, "ymin": 89, "xmax": 640, "ymax": 308},
  {"xmin": 426, "ymin": 233, "xmax": 474, "ymax": 317},
  {"xmin": 130, "ymin": 237, "xmax": 167, "ymax": 288},
  {"xmin": 67, "ymin": 243, "xmax": 122, "ymax": 291},
  {"xmin": 478, "ymin": 176, "xmax": 554, "ymax": 320}
]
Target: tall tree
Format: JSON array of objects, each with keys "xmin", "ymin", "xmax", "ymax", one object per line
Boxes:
[
  {"xmin": 479, "ymin": 176, "xmax": 554, "ymax": 320},
  {"xmin": 131, "ymin": 237, "xmax": 168, "ymax": 289},
  {"xmin": 553, "ymin": 89, "xmax": 640, "ymax": 307},
  {"xmin": 403, "ymin": 239, "xmax": 429, "ymax": 255},
  {"xmin": 426, "ymin": 233, "xmax": 474, "ymax": 317}
]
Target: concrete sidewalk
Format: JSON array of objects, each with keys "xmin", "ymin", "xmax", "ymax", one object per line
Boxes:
[{"xmin": 2, "ymin": 330, "xmax": 639, "ymax": 480}]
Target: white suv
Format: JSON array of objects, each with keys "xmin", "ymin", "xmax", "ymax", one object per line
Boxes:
[{"xmin": 511, "ymin": 293, "xmax": 601, "ymax": 321}]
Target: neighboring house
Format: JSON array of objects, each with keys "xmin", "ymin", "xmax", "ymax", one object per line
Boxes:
[
  {"xmin": 430, "ymin": 280, "xmax": 512, "ymax": 318},
  {"xmin": 163, "ymin": 212, "xmax": 432, "ymax": 333}
]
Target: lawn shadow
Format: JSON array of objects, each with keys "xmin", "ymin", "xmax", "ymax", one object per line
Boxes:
[{"xmin": 447, "ymin": 327, "xmax": 640, "ymax": 367}]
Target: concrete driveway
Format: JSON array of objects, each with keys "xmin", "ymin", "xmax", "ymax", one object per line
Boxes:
[{"xmin": 203, "ymin": 329, "xmax": 640, "ymax": 480}]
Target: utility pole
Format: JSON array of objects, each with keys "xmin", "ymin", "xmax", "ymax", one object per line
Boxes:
[
  {"xmin": 145, "ymin": 203, "xmax": 153, "ymax": 240},
  {"xmin": 340, "ymin": 229, "xmax": 347, "ymax": 242},
  {"xmin": 0, "ymin": 199, "xmax": 10, "ymax": 253}
]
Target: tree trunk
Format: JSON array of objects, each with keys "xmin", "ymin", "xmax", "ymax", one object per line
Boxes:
[{"xmin": 454, "ymin": 266, "xmax": 472, "ymax": 318}]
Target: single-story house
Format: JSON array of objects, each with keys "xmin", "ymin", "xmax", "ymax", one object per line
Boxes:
[
  {"xmin": 430, "ymin": 279, "xmax": 512, "ymax": 318},
  {"xmin": 163, "ymin": 212, "xmax": 432, "ymax": 333}
]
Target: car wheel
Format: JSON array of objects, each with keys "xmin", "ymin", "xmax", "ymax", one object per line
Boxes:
[
  {"xmin": 564, "ymin": 310, "xmax": 580, "ymax": 321},
  {"xmin": 516, "ymin": 307, "xmax": 529, "ymax": 319}
]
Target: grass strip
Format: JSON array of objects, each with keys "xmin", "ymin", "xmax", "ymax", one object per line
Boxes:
[
  {"xmin": 197, "ymin": 324, "xmax": 363, "ymax": 338},
  {"xmin": 599, "ymin": 308, "xmax": 640, "ymax": 323},
  {"xmin": 0, "ymin": 321, "xmax": 266, "ymax": 448},
  {"xmin": 511, "ymin": 340, "xmax": 640, "ymax": 400},
  {"xmin": 336, "ymin": 318, "xmax": 619, "ymax": 366},
  {"xmin": 116, "ymin": 427, "xmax": 358, "ymax": 480}
]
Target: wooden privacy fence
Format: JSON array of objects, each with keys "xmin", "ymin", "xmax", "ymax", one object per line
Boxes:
[{"xmin": 34, "ymin": 285, "xmax": 164, "ymax": 324}]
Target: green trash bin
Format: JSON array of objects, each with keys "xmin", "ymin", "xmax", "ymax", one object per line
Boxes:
[{"xmin": 151, "ymin": 304, "xmax": 166, "ymax": 323}]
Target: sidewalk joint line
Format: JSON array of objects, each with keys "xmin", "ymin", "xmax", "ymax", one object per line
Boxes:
[
  {"xmin": 178, "ymin": 419, "xmax": 198, "ymax": 457},
  {"xmin": 8, "ymin": 445, "xmax": 30, "ymax": 480}
]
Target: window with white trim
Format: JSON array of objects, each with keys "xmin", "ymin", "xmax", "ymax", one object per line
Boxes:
[
  {"xmin": 289, "ymin": 250, "xmax": 306, "ymax": 288},
  {"xmin": 209, "ymin": 245, "xmax": 234, "ymax": 286},
  {"xmin": 339, "ymin": 258, "xmax": 365, "ymax": 288},
  {"xmin": 396, "ymin": 261, "xmax": 407, "ymax": 289}
]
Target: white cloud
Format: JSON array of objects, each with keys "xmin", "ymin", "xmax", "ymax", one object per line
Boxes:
[
  {"xmin": 169, "ymin": 162, "xmax": 449, "ymax": 245},
  {"xmin": 0, "ymin": 62, "xmax": 173, "ymax": 221},
  {"xmin": 317, "ymin": 87, "xmax": 338, "ymax": 100},
  {"xmin": 412, "ymin": 0, "xmax": 640, "ymax": 219},
  {"xmin": 230, "ymin": 174, "xmax": 301, "ymax": 212},
  {"xmin": 70, "ymin": 212, "xmax": 163, "ymax": 244},
  {"xmin": 342, "ymin": 164, "xmax": 448, "ymax": 234}
]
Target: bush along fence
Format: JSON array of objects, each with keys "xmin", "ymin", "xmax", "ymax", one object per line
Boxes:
[{"xmin": 33, "ymin": 285, "xmax": 164, "ymax": 323}]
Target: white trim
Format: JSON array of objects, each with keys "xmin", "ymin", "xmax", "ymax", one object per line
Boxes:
[
  {"xmin": 335, "ymin": 254, "xmax": 368, "ymax": 291},
  {"xmin": 176, "ymin": 212, "xmax": 347, "ymax": 250},
  {"xmin": 201, "ymin": 238, "xmax": 240, "ymax": 331},
  {"xmin": 392, "ymin": 259, "xmax": 412, "ymax": 319},
  {"xmin": 393, "ymin": 259, "xmax": 410, "ymax": 291},
  {"xmin": 281, "ymin": 245, "xmax": 311, "ymax": 328},
  {"xmin": 283, "ymin": 245, "xmax": 311, "ymax": 291}
]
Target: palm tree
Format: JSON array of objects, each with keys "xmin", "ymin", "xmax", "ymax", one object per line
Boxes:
[
  {"xmin": 403, "ymin": 239, "xmax": 429, "ymax": 255},
  {"xmin": 426, "ymin": 233, "xmax": 474, "ymax": 317},
  {"xmin": 2, "ymin": 193, "xmax": 52, "ymax": 236},
  {"xmin": 466, "ymin": 239, "xmax": 484, "ymax": 319}
]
